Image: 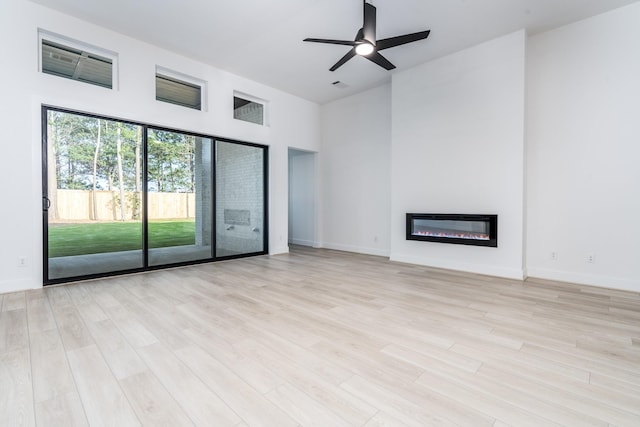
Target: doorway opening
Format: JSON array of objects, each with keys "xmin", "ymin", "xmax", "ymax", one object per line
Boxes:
[{"xmin": 288, "ymin": 148, "xmax": 317, "ymax": 248}]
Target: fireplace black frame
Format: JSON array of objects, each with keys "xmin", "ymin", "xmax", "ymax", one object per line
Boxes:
[{"xmin": 406, "ymin": 213, "xmax": 498, "ymax": 247}]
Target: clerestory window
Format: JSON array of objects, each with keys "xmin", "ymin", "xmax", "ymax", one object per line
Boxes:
[{"xmin": 39, "ymin": 31, "xmax": 116, "ymax": 89}]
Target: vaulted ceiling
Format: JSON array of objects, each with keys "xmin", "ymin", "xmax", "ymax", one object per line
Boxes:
[{"xmin": 30, "ymin": 0, "xmax": 639, "ymax": 104}]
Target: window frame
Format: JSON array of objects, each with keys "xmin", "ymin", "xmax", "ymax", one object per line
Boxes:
[
  {"xmin": 233, "ymin": 91, "xmax": 268, "ymax": 126},
  {"xmin": 155, "ymin": 66, "xmax": 207, "ymax": 111},
  {"xmin": 38, "ymin": 29, "xmax": 119, "ymax": 90}
]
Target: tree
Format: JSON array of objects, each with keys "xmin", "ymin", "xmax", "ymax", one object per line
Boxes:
[
  {"xmin": 48, "ymin": 111, "xmax": 95, "ymax": 191},
  {"xmin": 116, "ymin": 125, "xmax": 126, "ymax": 221},
  {"xmin": 134, "ymin": 126, "xmax": 142, "ymax": 219},
  {"xmin": 47, "ymin": 110, "xmax": 200, "ymax": 223},
  {"xmin": 147, "ymin": 130, "xmax": 196, "ymax": 193},
  {"xmin": 46, "ymin": 120, "xmax": 58, "ymax": 221},
  {"xmin": 92, "ymin": 119, "xmax": 102, "ymax": 220}
]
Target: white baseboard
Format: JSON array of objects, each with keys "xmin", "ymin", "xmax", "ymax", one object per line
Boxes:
[
  {"xmin": 269, "ymin": 245, "xmax": 290, "ymax": 256},
  {"xmin": 318, "ymin": 242, "xmax": 390, "ymax": 257},
  {"xmin": 0, "ymin": 278, "xmax": 41, "ymax": 295},
  {"xmin": 390, "ymin": 253, "xmax": 526, "ymax": 280},
  {"xmin": 289, "ymin": 238, "xmax": 315, "ymax": 247},
  {"xmin": 527, "ymin": 267, "xmax": 640, "ymax": 292}
]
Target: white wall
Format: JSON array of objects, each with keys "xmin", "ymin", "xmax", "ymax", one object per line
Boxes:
[
  {"xmin": 0, "ymin": 0, "xmax": 320, "ymax": 293},
  {"xmin": 288, "ymin": 149, "xmax": 317, "ymax": 246},
  {"xmin": 390, "ymin": 31, "xmax": 526, "ymax": 279},
  {"xmin": 319, "ymin": 84, "xmax": 391, "ymax": 256},
  {"xmin": 526, "ymin": 3, "xmax": 640, "ymax": 291}
]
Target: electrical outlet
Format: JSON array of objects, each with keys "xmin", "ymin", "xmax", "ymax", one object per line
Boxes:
[
  {"xmin": 550, "ymin": 251, "xmax": 558, "ymax": 261},
  {"xmin": 586, "ymin": 253, "xmax": 595, "ymax": 264},
  {"xmin": 18, "ymin": 257, "xmax": 28, "ymax": 267}
]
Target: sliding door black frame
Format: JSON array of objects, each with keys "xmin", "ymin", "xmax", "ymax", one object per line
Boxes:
[
  {"xmin": 42, "ymin": 105, "xmax": 269, "ymax": 285},
  {"xmin": 213, "ymin": 137, "xmax": 269, "ymax": 261}
]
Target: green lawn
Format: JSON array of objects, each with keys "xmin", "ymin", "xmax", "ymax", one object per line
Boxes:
[{"xmin": 48, "ymin": 220, "xmax": 195, "ymax": 257}]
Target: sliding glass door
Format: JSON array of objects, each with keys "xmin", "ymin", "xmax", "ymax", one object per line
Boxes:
[
  {"xmin": 147, "ymin": 129, "xmax": 213, "ymax": 265},
  {"xmin": 43, "ymin": 107, "xmax": 267, "ymax": 284},
  {"xmin": 215, "ymin": 140, "xmax": 267, "ymax": 257},
  {"xmin": 44, "ymin": 109, "xmax": 144, "ymax": 280}
]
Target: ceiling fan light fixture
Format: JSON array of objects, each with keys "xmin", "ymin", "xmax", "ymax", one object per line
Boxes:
[
  {"xmin": 303, "ymin": 1, "xmax": 430, "ymax": 71},
  {"xmin": 355, "ymin": 42, "xmax": 374, "ymax": 56}
]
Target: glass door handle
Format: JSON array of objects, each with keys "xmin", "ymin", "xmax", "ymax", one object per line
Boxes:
[{"xmin": 43, "ymin": 196, "xmax": 51, "ymax": 211}]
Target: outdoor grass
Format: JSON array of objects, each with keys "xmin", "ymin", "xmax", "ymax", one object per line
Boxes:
[{"xmin": 48, "ymin": 219, "xmax": 196, "ymax": 257}]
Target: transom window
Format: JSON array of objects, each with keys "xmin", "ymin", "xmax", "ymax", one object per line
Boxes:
[
  {"xmin": 156, "ymin": 73, "xmax": 203, "ymax": 110},
  {"xmin": 233, "ymin": 93, "xmax": 267, "ymax": 126},
  {"xmin": 39, "ymin": 30, "xmax": 116, "ymax": 89}
]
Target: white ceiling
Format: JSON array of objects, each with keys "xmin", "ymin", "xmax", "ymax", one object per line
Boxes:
[{"xmin": 30, "ymin": 0, "xmax": 639, "ymax": 104}]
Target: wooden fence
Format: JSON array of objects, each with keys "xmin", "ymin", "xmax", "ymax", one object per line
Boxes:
[{"xmin": 51, "ymin": 189, "xmax": 195, "ymax": 222}]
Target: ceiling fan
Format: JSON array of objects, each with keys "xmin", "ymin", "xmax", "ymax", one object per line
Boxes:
[{"xmin": 304, "ymin": 0, "xmax": 430, "ymax": 72}]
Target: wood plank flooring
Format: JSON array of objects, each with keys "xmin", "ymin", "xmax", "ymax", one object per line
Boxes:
[{"xmin": 1, "ymin": 246, "xmax": 639, "ymax": 426}]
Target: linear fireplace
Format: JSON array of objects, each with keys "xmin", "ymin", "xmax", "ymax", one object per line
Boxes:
[{"xmin": 406, "ymin": 213, "xmax": 498, "ymax": 247}]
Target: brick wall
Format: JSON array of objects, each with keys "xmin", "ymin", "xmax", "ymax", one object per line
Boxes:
[{"xmin": 215, "ymin": 141, "xmax": 264, "ymax": 254}]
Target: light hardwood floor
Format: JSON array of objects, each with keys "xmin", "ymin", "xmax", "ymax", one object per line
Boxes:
[{"xmin": 1, "ymin": 246, "xmax": 639, "ymax": 426}]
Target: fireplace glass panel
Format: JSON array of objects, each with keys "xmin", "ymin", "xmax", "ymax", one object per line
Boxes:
[
  {"xmin": 406, "ymin": 214, "xmax": 497, "ymax": 247},
  {"xmin": 412, "ymin": 219, "xmax": 490, "ymax": 240}
]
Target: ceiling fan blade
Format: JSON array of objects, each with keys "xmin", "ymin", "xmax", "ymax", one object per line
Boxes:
[
  {"xmin": 363, "ymin": 2, "xmax": 376, "ymax": 44},
  {"xmin": 365, "ymin": 51, "xmax": 395, "ymax": 70},
  {"xmin": 376, "ymin": 30, "xmax": 430, "ymax": 51},
  {"xmin": 303, "ymin": 38, "xmax": 356, "ymax": 46},
  {"xmin": 329, "ymin": 48, "xmax": 357, "ymax": 72}
]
